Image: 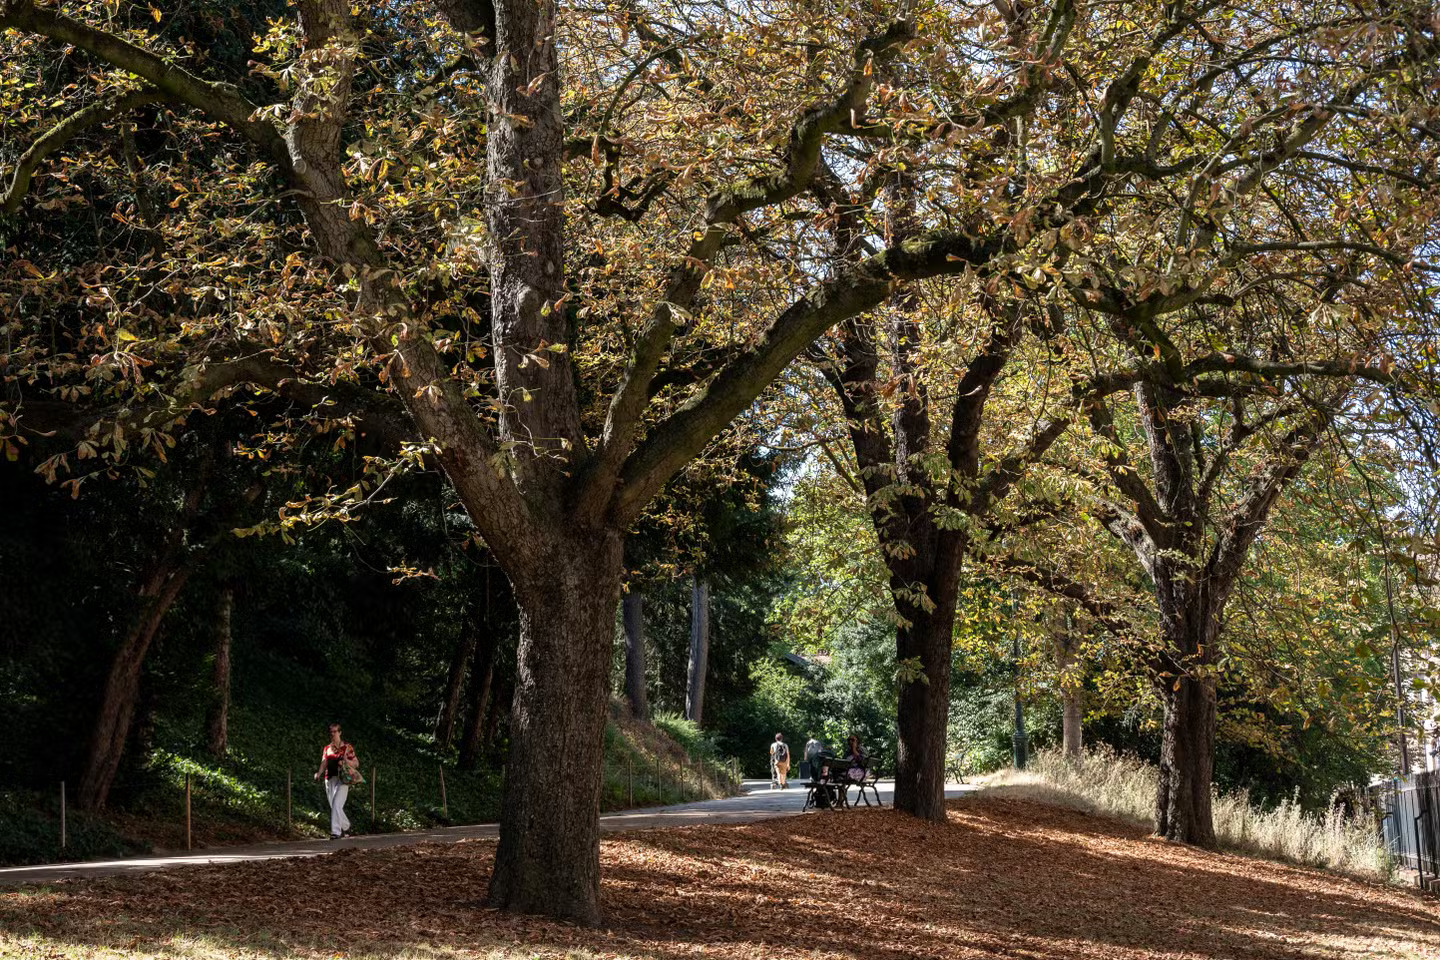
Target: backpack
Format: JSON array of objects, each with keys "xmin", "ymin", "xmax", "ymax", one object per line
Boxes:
[{"xmin": 773, "ymin": 741, "xmax": 789, "ymax": 763}]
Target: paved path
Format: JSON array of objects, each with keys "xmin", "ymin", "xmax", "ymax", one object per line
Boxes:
[{"xmin": 0, "ymin": 779, "xmax": 975, "ymax": 886}]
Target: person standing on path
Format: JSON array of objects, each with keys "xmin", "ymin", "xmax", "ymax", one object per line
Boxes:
[
  {"xmin": 314, "ymin": 723, "xmax": 362, "ymax": 839},
  {"xmin": 803, "ymin": 735, "xmax": 824, "ymax": 780},
  {"xmin": 769, "ymin": 733, "xmax": 790, "ymax": 789}
]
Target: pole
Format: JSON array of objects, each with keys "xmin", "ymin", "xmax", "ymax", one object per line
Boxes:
[
  {"xmin": 60, "ymin": 781, "xmax": 66, "ymax": 851},
  {"xmin": 370, "ymin": 766, "xmax": 377, "ymax": 833},
  {"xmin": 286, "ymin": 768, "xmax": 292, "ymax": 829},
  {"xmin": 1392, "ymin": 641, "xmax": 1413, "ymax": 775},
  {"xmin": 185, "ymin": 773, "xmax": 192, "ymax": 851},
  {"xmin": 439, "ymin": 764, "xmax": 448, "ymax": 820},
  {"xmin": 627, "ymin": 757, "xmax": 634, "ymax": 807},
  {"xmin": 655, "ymin": 755, "xmax": 661, "ymax": 799},
  {"xmin": 1012, "ymin": 622, "xmax": 1028, "ymax": 770}
]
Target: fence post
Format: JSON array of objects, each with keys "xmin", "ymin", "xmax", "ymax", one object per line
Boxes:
[
  {"xmin": 286, "ymin": 768, "xmax": 292, "ymax": 830},
  {"xmin": 185, "ymin": 773, "xmax": 192, "ymax": 852},
  {"xmin": 371, "ymin": 766, "xmax": 377, "ymax": 833},
  {"xmin": 60, "ymin": 781, "xmax": 67, "ymax": 851},
  {"xmin": 627, "ymin": 757, "xmax": 634, "ymax": 807}
]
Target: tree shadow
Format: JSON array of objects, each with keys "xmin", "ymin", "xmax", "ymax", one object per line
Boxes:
[{"xmin": 2, "ymin": 798, "xmax": 1436, "ymax": 960}]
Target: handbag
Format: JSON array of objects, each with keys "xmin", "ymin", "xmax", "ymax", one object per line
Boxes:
[{"xmin": 340, "ymin": 753, "xmax": 365, "ymax": 786}]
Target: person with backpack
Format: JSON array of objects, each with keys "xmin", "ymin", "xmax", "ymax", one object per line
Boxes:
[{"xmin": 769, "ymin": 733, "xmax": 791, "ymax": 789}]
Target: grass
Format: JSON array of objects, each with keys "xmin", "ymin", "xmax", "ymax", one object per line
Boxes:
[
  {"xmin": 601, "ymin": 706, "xmax": 740, "ymax": 809},
  {"xmin": 983, "ymin": 745, "xmax": 1393, "ymax": 881},
  {"xmin": 1, "ymin": 796, "xmax": 1435, "ymax": 959}
]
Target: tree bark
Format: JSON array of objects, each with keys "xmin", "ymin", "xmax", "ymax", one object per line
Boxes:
[
  {"xmin": 458, "ymin": 627, "xmax": 497, "ymax": 770},
  {"xmin": 487, "ymin": 531, "xmax": 623, "ymax": 924},
  {"xmin": 1056, "ymin": 615, "xmax": 1083, "ymax": 758},
  {"xmin": 436, "ymin": 626, "xmax": 478, "ymax": 750},
  {"xmin": 483, "ymin": 671, "xmax": 509, "ymax": 749},
  {"xmin": 892, "ymin": 577, "xmax": 957, "ymax": 821},
  {"xmin": 206, "ymin": 583, "xmax": 234, "ymax": 758},
  {"xmin": 685, "ymin": 575, "xmax": 710, "ymax": 726},
  {"xmin": 1062, "ymin": 688, "xmax": 1084, "ymax": 757},
  {"xmin": 78, "ymin": 560, "xmax": 191, "ymax": 810},
  {"xmin": 622, "ymin": 588, "xmax": 648, "ymax": 720},
  {"xmin": 1155, "ymin": 668, "xmax": 1218, "ymax": 847}
]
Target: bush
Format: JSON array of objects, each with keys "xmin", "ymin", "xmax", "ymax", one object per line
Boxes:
[{"xmin": 986, "ymin": 746, "xmax": 1392, "ymax": 881}]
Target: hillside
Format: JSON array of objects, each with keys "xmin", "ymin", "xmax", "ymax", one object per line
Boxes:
[{"xmin": 0, "ymin": 649, "xmax": 737, "ymax": 868}]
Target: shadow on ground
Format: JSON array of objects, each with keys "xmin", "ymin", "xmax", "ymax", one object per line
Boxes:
[{"xmin": 2, "ymin": 796, "xmax": 1436, "ymax": 959}]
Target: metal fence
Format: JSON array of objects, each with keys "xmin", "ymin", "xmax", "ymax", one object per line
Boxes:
[{"xmin": 1371, "ymin": 770, "xmax": 1440, "ymax": 887}]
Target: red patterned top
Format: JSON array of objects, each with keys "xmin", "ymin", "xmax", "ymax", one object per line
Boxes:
[{"xmin": 321, "ymin": 742, "xmax": 358, "ymax": 781}]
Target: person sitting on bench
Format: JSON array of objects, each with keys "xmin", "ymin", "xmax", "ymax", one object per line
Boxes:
[{"xmin": 843, "ymin": 735, "xmax": 867, "ymax": 783}]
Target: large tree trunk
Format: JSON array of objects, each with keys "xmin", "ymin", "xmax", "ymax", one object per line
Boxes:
[
  {"xmin": 1155, "ymin": 670, "xmax": 1218, "ymax": 847},
  {"xmin": 622, "ymin": 588, "xmax": 648, "ymax": 720},
  {"xmin": 458, "ymin": 627, "xmax": 497, "ymax": 770},
  {"xmin": 892, "ymin": 578, "xmax": 957, "ymax": 822},
  {"xmin": 487, "ymin": 532, "xmax": 623, "ymax": 924},
  {"xmin": 685, "ymin": 576, "xmax": 709, "ymax": 726},
  {"xmin": 436, "ymin": 626, "xmax": 478, "ymax": 750},
  {"xmin": 1152, "ymin": 597, "xmax": 1221, "ymax": 847},
  {"xmin": 206, "ymin": 583, "xmax": 234, "ymax": 757},
  {"xmin": 78, "ymin": 561, "xmax": 191, "ymax": 810}
]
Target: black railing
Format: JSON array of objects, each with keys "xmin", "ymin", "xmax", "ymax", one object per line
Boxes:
[{"xmin": 1371, "ymin": 770, "xmax": 1440, "ymax": 886}]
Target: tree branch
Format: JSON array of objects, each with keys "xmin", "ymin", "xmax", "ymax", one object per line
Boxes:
[
  {"xmin": 2, "ymin": 86, "xmax": 164, "ymax": 213},
  {"xmin": 575, "ymin": 19, "xmax": 916, "ymax": 519}
]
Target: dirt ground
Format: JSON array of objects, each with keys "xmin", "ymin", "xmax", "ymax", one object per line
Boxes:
[{"xmin": 2, "ymin": 796, "xmax": 1437, "ymax": 960}]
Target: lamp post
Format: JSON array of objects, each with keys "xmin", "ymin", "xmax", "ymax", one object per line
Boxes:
[{"xmin": 1012, "ymin": 621, "xmax": 1028, "ymax": 769}]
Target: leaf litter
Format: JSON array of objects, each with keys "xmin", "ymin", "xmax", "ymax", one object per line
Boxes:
[{"xmin": 2, "ymin": 797, "xmax": 1437, "ymax": 959}]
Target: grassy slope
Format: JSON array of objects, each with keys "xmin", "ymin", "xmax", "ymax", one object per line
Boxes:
[{"xmin": 1, "ymin": 657, "xmax": 738, "ymax": 867}]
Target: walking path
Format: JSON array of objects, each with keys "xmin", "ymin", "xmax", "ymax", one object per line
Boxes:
[{"xmin": 0, "ymin": 779, "xmax": 975, "ymax": 886}]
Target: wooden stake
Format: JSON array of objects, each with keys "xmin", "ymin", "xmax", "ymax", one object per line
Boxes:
[
  {"xmin": 627, "ymin": 757, "xmax": 633, "ymax": 807},
  {"xmin": 185, "ymin": 774, "xmax": 192, "ymax": 851},
  {"xmin": 370, "ymin": 767, "xmax": 377, "ymax": 833},
  {"xmin": 439, "ymin": 764, "xmax": 448, "ymax": 820},
  {"xmin": 60, "ymin": 781, "xmax": 66, "ymax": 851},
  {"xmin": 286, "ymin": 768, "xmax": 292, "ymax": 829}
]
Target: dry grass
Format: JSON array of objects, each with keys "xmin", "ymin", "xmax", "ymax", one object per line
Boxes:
[
  {"xmin": 984, "ymin": 747, "xmax": 1393, "ymax": 880},
  {"xmin": 3, "ymin": 795, "xmax": 1437, "ymax": 960}
]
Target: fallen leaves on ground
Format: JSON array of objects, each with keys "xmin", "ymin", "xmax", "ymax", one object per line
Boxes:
[{"xmin": 2, "ymin": 797, "xmax": 1437, "ymax": 960}]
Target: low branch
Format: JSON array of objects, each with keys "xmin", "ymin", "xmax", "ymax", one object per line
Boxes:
[
  {"xmin": 610, "ymin": 227, "xmax": 1002, "ymax": 525},
  {"xmin": 0, "ymin": 2, "xmax": 287, "ymax": 163},
  {"xmin": 3, "ymin": 86, "xmax": 164, "ymax": 213}
]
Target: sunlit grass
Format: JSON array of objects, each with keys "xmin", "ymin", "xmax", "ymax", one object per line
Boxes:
[{"xmin": 983, "ymin": 746, "xmax": 1393, "ymax": 880}]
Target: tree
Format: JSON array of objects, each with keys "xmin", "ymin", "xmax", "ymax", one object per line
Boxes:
[
  {"xmin": 621, "ymin": 586, "xmax": 649, "ymax": 720},
  {"xmin": 205, "ymin": 582, "xmax": 234, "ymax": 757},
  {"xmin": 685, "ymin": 575, "xmax": 711, "ymax": 725},
  {"xmin": 0, "ymin": 0, "xmax": 995, "ymax": 922}
]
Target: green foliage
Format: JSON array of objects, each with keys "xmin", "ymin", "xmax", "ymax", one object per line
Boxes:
[{"xmin": 0, "ymin": 791, "xmax": 138, "ymax": 867}]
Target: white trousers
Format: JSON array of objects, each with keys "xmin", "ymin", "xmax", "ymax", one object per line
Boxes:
[{"xmin": 325, "ymin": 778, "xmax": 351, "ymax": 837}]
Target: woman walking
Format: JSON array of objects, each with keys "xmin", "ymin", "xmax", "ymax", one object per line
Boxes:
[{"xmin": 314, "ymin": 722, "xmax": 362, "ymax": 839}]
